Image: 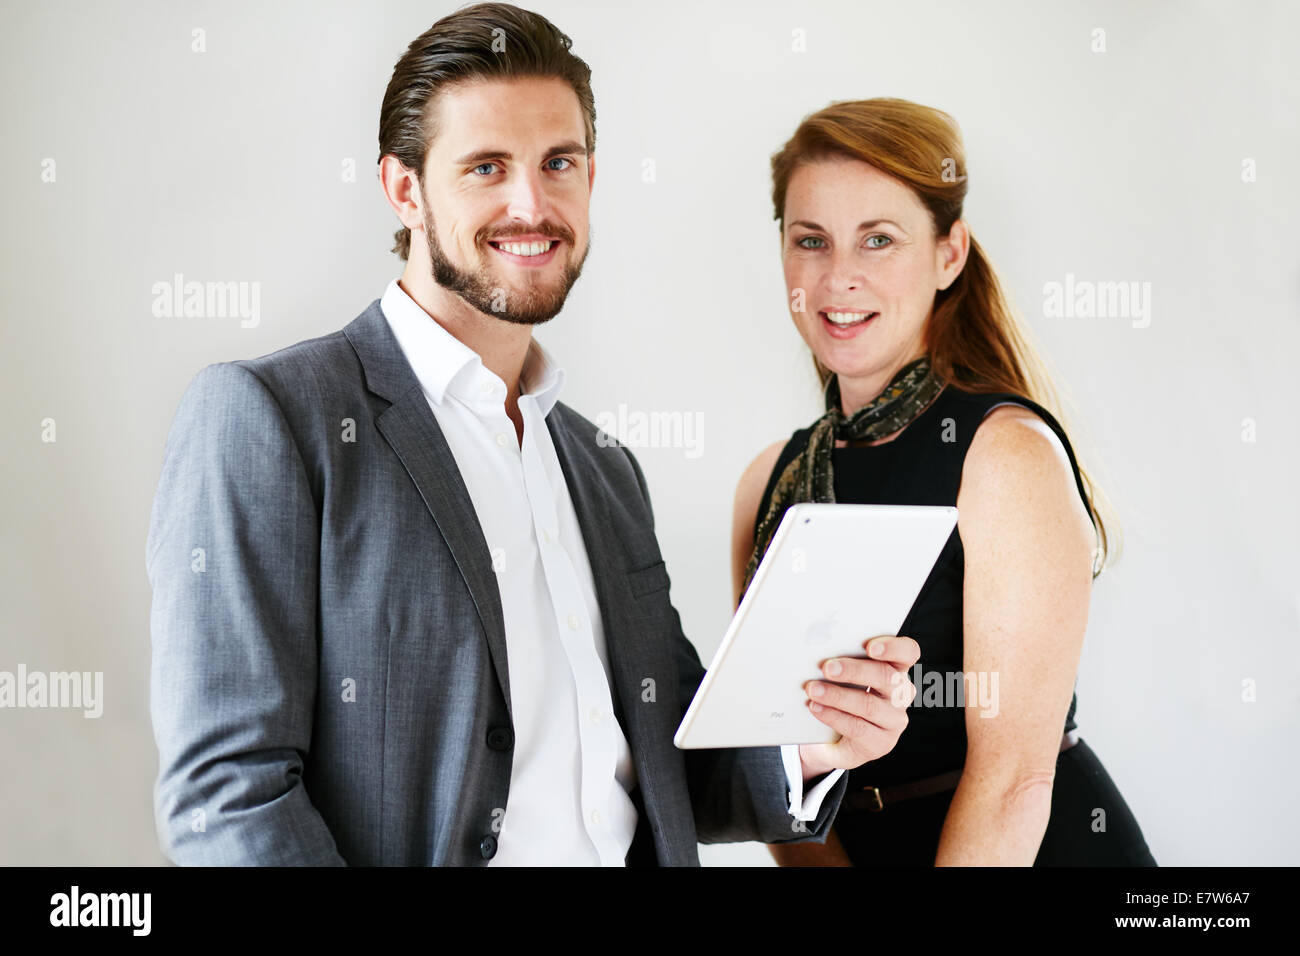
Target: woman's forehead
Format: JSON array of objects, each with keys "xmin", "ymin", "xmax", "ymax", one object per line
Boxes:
[{"xmin": 785, "ymin": 159, "xmax": 924, "ymax": 225}]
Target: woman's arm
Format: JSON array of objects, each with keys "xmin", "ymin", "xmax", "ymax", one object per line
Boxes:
[
  {"xmin": 730, "ymin": 441, "xmax": 786, "ymax": 607},
  {"xmin": 732, "ymin": 440, "xmax": 855, "ymax": 866},
  {"xmin": 934, "ymin": 405, "xmax": 1096, "ymax": 866}
]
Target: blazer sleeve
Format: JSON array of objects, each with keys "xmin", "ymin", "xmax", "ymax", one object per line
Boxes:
[
  {"xmin": 620, "ymin": 446, "xmax": 847, "ymax": 846},
  {"xmin": 145, "ymin": 362, "xmax": 347, "ymax": 865}
]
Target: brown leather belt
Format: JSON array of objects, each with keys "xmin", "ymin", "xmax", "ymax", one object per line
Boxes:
[{"xmin": 847, "ymin": 730, "xmax": 1080, "ymax": 812}]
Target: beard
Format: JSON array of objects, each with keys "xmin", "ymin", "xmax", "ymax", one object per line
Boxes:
[{"xmin": 421, "ymin": 194, "xmax": 588, "ymax": 326}]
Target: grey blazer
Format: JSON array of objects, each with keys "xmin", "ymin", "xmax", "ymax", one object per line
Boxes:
[{"xmin": 146, "ymin": 299, "xmax": 847, "ymax": 866}]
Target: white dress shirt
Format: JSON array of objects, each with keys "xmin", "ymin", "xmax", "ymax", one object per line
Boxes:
[{"xmin": 380, "ymin": 279, "xmax": 841, "ymax": 865}]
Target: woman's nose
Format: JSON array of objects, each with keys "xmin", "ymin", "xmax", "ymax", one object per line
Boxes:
[{"xmin": 825, "ymin": 249, "xmax": 866, "ymax": 293}]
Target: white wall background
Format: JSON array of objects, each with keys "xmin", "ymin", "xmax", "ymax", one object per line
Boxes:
[{"xmin": 1, "ymin": 0, "xmax": 1296, "ymax": 865}]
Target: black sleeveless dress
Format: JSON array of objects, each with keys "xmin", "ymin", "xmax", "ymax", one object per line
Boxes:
[{"xmin": 756, "ymin": 384, "xmax": 1156, "ymax": 866}]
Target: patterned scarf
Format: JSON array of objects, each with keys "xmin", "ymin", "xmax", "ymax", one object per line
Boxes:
[{"xmin": 740, "ymin": 357, "xmax": 945, "ymax": 599}]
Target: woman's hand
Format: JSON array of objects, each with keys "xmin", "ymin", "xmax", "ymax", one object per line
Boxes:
[{"xmin": 797, "ymin": 634, "xmax": 920, "ymax": 778}]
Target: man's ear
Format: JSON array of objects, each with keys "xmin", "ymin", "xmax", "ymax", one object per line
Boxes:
[
  {"xmin": 587, "ymin": 151, "xmax": 596, "ymax": 193},
  {"xmin": 936, "ymin": 219, "xmax": 970, "ymax": 291},
  {"xmin": 379, "ymin": 154, "xmax": 423, "ymax": 231}
]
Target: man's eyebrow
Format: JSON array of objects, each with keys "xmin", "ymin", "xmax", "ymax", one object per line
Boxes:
[
  {"xmin": 452, "ymin": 141, "xmax": 589, "ymax": 165},
  {"xmin": 788, "ymin": 219, "xmax": 905, "ymax": 231}
]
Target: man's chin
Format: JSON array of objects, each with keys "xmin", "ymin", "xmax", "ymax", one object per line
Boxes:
[
  {"xmin": 474, "ymin": 272, "xmax": 576, "ymax": 325},
  {"xmin": 463, "ymin": 288, "xmax": 568, "ymax": 326},
  {"xmin": 428, "ymin": 249, "xmax": 583, "ymax": 325},
  {"xmin": 476, "ymin": 303, "xmax": 563, "ymax": 326}
]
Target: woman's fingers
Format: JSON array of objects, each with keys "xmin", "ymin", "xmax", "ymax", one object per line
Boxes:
[
  {"xmin": 811, "ymin": 654, "xmax": 918, "ymax": 706},
  {"xmin": 805, "ymin": 679, "xmax": 910, "ymax": 730},
  {"xmin": 806, "ymin": 700, "xmax": 902, "ymax": 762},
  {"xmin": 862, "ymin": 634, "xmax": 921, "ymax": 669},
  {"xmin": 799, "ymin": 634, "xmax": 919, "ymax": 766}
]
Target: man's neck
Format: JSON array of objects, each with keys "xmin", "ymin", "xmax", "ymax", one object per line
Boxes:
[{"xmin": 398, "ymin": 268, "xmax": 532, "ymax": 441}]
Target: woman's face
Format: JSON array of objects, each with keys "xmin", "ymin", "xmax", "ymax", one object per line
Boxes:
[{"xmin": 781, "ymin": 157, "xmax": 966, "ymax": 406}]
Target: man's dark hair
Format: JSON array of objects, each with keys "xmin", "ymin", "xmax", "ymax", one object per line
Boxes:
[{"xmin": 378, "ymin": 2, "xmax": 596, "ymax": 260}]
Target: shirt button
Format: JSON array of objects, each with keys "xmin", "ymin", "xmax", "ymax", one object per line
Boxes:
[
  {"xmin": 541, "ymin": 528, "xmax": 551, "ymax": 543},
  {"xmin": 589, "ymin": 708, "xmax": 602, "ymax": 724},
  {"xmin": 567, "ymin": 613, "xmax": 580, "ymax": 630},
  {"xmin": 480, "ymin": 381, "xmax": 493, "ymax": 394},
  {"xmin": 589, "ymin": 809, "xmax": 601, "ymax": 827},
  {"xmin": 496, "ymin": 432, "xmax": 508, "ymax": 447}
]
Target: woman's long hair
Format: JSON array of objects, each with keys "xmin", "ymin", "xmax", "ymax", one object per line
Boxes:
[{"xmin": 770, "ymin": 97, "xmax": 1118, "ymax": 575}]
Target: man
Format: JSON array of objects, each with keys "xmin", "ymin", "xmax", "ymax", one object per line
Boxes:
[{"xmin": 146, "ymin": 2, "xmax": 918, "ymax": 866}]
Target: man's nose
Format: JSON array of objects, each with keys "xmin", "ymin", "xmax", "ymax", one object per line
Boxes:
[{"xmin": 504, "ymin": 168, "xmax": 548, "ymax": 224}]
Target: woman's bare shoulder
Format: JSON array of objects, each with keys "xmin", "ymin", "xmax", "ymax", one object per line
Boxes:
[
  {"xmin": 959, "ymin": 404, "xmax": 1091, "ymax": 541},
  {"xmin": 964, "ymin": 405, "xmax": 1075, "ymax": 490},
  {"xmin": 731, "ymin": 439, "xmax": 790, "ymax": 602}
]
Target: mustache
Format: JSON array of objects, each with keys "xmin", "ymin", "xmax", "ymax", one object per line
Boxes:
[{"xmin": 480, "ymin": 222, "xmax": 575, "ymax": 245}]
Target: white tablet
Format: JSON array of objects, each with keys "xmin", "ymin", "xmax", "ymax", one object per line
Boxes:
[{"xmin": 673, "ymin": 502, "xmax": 958, "ymax": 749}]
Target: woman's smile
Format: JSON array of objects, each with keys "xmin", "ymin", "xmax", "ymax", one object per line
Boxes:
[{"xmin": 818, "ymin": 308, "xmax": 879, "ymax": 339}]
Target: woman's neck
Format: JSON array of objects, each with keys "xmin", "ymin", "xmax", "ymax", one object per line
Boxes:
[
  {"xmin": 834, "ymin": 392, "xmax": 944, "ymax": 448},
  {"xmin": 835, "ymin": 349, "xmax": 928, "ymax": 417}
]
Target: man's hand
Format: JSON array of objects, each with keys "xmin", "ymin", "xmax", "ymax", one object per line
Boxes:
[{"xmin": 797, "ymin": 635, "xmax": 920, "ymax": 780}]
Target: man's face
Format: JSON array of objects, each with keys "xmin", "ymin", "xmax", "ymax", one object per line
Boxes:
[{"xmin": 418, "ymin": 76, "xmax": 593, "ymax": 325}]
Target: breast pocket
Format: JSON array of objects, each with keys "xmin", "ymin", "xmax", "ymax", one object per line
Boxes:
[{"xmin": 626, "ymin": 559, "xmax": 670, "ymax": 599}]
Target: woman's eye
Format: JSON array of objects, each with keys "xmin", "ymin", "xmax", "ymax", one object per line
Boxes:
[
  {"xmin": 472, "ymin": 162, "xmax": 499, "ymax": 176},
  {"xmin": 546, "ymin": 157, "xmax": 573, "ymax": 171},
  {"xmin": 865, "ymin": 234, "xmax": 892, "ymax": 248},
  {"xmin": 796, "ymin": 236, "xmax": 825, "ymax": 249}
]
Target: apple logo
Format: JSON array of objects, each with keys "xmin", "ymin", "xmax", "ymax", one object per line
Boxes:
[{"xmin": 804, "ymin": 611, "xmax": 838, "ymax": 646}]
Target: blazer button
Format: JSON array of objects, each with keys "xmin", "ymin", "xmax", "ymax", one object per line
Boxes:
[
  {"xmin": 487, "ymin": 726, "xmax": 514, "ymax": 751},
  {"xmin": 480, "ymin": 835, "xmax": 498, "ymax": 860}
]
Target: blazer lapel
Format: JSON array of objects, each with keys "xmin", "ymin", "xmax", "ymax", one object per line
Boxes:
[
  {"xmin": 343, "ymin": 300, "xmax": 513, "ymax": 721},
  {"xmin": 546, "ymin": 408, "xmax": 643, "ymax": 736}
]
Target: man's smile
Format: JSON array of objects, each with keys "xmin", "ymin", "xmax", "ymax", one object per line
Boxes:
[{"xmin": 487, "ymin": 236, "xmax": 562, "ymax": 266}]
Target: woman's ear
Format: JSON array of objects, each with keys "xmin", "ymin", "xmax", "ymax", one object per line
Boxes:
[{"xmin": 936, "ymin": 219, "xmax": 971, "ymax": 291}]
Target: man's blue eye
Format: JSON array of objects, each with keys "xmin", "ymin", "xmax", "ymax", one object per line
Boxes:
[
  {"xmin": 866, "ymin": 234, "xmax": 892, "ymax": 248},
  {"xmin": 547, "ymin": 157, "xmax": 573, "ymax": 171},
  {"xmin": 473, "ymin": 163, "xmax": 498, "ymax": 176}
]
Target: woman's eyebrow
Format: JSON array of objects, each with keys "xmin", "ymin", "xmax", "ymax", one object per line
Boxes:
[{"xmin": 789, "ymin": 218, "xmax": 904, "ymax": 231}]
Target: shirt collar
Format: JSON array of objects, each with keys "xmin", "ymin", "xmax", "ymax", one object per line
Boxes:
[{"xmin": 379, "ymin": 278, "xmax": 565, "ymax": 417}]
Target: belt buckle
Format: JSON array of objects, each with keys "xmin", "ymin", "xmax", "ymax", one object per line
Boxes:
[{"xmin": 861, "ymin": 785, "xmax": 884, "ymax": 812}]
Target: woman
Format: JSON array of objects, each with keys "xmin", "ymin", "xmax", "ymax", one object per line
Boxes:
[{"xmin": 732, "ymin": 98, "xmax": 1156, "ymax": 866}]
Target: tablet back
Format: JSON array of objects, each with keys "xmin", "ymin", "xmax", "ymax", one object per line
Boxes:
[{"xmin": 674, "ymin": 502, "xmax": 958, "ymax": 749}]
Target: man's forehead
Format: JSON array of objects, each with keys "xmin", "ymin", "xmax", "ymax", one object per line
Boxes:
[{"xmin": 430, "ymin": 77, "xmax": 585, "ymax": 154}]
